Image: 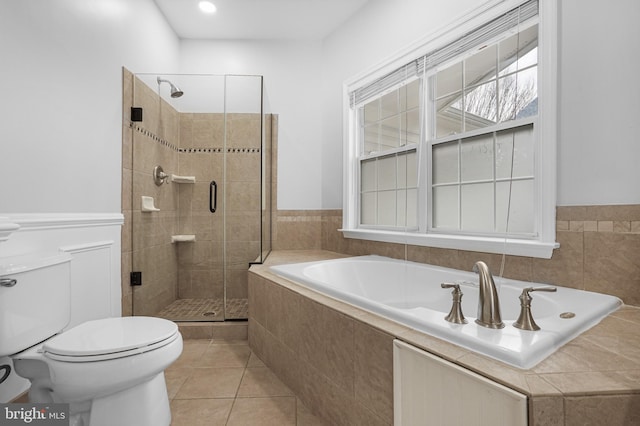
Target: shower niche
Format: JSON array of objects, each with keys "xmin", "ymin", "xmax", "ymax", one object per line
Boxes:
[{"xmin": 123, "ymin": 70, "xmax": 273, "ymax": 321}]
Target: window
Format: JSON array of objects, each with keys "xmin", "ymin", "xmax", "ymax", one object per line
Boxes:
[
  {"xmin": 343, "ymin": 0, "xmax": 558, "ymax": 258},
  {"xmin": 431, "ymin": 24, "xmax": 538, "ymax": 236},
  {"xmin": 359, "ymin": 80, "xmax": 420, "ymax": 229}
]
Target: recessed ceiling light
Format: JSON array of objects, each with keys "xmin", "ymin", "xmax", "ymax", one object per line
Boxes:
[{"xmin": 198, "ymin": 1, "xmax": 217, "ymax": 14}]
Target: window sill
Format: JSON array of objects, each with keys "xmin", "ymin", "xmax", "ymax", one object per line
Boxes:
[{"xmin": 340, "ymin": 228, "xmax": 558, "ymax": 259}]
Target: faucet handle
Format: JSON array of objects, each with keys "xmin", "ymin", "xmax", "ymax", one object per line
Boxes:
[
  {"xmin": 441, "ymin": 283, "xmax": 461, "ymax": 290},
  {"xmin": 526, "ymin": 286, "xmax": 557, "ymax": 294},
  {"xmin": 441, "ymin": 283, "xmax": 468, "ymax": 324},
  {"xmin": 513, "ymin": 286, "xmax": 557, "ymax": 331}
]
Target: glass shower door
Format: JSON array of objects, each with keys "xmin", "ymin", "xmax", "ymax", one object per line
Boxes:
[
  {"xmin": 223, "ymin": 75, "xmax": 265, "ymax": 319},
  {"xmin": 128, "ymin": 72, "xmax": 270, "ymax": 322}
]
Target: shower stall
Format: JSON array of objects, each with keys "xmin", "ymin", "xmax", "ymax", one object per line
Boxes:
[{"xmin": 123, "ymin": 70, "xmax": 273, "ymax": 321}]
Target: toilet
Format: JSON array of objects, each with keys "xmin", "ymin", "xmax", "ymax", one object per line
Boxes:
[{"xmin": 0, "ymin": 252, "xmax": 183, "ymax": 426}]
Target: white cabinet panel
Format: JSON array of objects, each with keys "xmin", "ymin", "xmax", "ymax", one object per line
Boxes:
[{"xmin": 394, "ymin": 340, "xmax": 527, "ymax": 426}]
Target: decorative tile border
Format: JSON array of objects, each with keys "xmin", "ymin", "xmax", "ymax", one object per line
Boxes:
[
  {"xmin": 556, "ymin": 205, "xmax": 640, "ymax": 234},
  {"xmin": 131, "ymin": 123, "xmax": 261, "ymax": 154},
  {"xmin": 226, "ymin": 148, "xmax": 261, "ymax": 154},
  {"xmin": 131, "ymin": 123, "xmax": 179, "ymax": 151},
  {"xmin": 556, "ymin": 220, "xmax": 640, "ymax": 233},
  {"xmin": 180, "ymin": 147, "xmax": 224, "ymax": 153}
]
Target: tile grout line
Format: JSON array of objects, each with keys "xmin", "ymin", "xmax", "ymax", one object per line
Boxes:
[{"xmin": 225, "ymin": 342, "xmax": 251, "ymax": 425}]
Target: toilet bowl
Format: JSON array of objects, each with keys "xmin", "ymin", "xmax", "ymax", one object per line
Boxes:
[
  {"xmin": 12, "ymin": 317, "xmax": 183, "ymax": 426},
  {"xmin": 1, "ymin": 252, "xmax": 183, "ymax": 426}
]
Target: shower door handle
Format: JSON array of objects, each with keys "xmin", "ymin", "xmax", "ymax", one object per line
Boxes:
[{"xmin": 209, "ymin": 180, "xmax": 217, "ymax": 213}]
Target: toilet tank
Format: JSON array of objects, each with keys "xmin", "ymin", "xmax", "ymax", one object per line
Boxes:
[{"xmin": 0, "ymin": 252, "xmax": 72, "ymax": 357}]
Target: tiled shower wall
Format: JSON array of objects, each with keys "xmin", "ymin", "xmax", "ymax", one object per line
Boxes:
[
  {"xmin": 123, "ymin": 69, "xmax": 181, "ymax": 316},
  {"xmin": 176, "ymin": 112, "xmax": 263, "ymax": 310},
  {"xmin": 274, "ymin": 205, "xmax": 640, "ymax": 306},
  {"xmin": 122, "ymin": 68, "xmax": 269, "ymax": 317}
]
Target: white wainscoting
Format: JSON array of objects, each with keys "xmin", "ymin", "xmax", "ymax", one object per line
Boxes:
[
  {"xmin": 0, "ymin": 213, "xmax": 123, "ymax": 402},
  {"xmin": 60, "ymin": 240, "xmax": 115, "ymax": 329}
]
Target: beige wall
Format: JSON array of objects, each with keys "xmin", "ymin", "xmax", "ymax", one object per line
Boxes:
[{"xmin": 273, "ymin": 205, "xmax": 640, "ymax": 306}]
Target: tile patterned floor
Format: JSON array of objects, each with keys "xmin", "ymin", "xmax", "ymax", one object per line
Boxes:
[
  {"xmin": 166, "ymin": 339, "xmax": 326, "ymax": 426},
  {"xmin": 157, "ymin": 299, "xmax": 249, "ymax": 322}
]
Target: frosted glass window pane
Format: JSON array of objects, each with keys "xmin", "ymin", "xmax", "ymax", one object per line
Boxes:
[
  {"xmin": 377, "ymin": 156, "xmax": 396, "ymax": 191},
  {"xmin": 433, "ymin": 186, "xmax": 459, "ymax": 229},
  {"xmin": 363, "ymin": 124, "xmax": 379, "ymax": 155},
  {"xmin": 397, "ymin": 189, "xmax": 407, "ymax": 227},
  {"xmin": 397, "ymin": 155, "xmax": 407, "ymax": 189},
  {"xmin": 361, "ymin": 192, "xmax": 376, "ymax": 225},
  {"xmin": 461, "ymin": 183, "xmax": 494, "ymax": 231},
  {"xmin": 397, "ymin": 189, "xmax": 417, "ymax": 228},
  {"xmin": 461, "ymin": 134, "xmax": 493, "ymax": 182},
  {"xmin": 499, "ymin": 68, "xmax": 538, "ymax": 122},
  {"xmin": 496, "ymin": 180, "xmax": 534, "ymax": 234},
  {"xmin": 406, "ymin": 188, "xmax": 417, "ymax": 228},
  {"xmin": 380, "ymin": 116, "xmax": 400, "ymax": 151},
  {"xmin": 406, "ymin": 151, "xmax": 417, "ymax": 187},
  {"xmin": 364, "ymin": 99, "xmax": 380, "ymax": 124},
  {"xmin": 496, "ymin": 125, "xmax": 534, "ymax": 179},
  {"xmin": 361, "ymin": 159, "xmax": 376, "ymax": 192},
  {"xmin": 433, "ymin": 141, "xmax": 458, "ymax": 184},
  {"xmin": 380, "ymin": 91, "xmax": 398, "ymax": 119},
  {"xmin": 378, "ymin": 190, "xmax": 396, "ymax": 226},
  {"xmin": 465, "ymin": 45, "xmax": 497, "ymax": 88}
]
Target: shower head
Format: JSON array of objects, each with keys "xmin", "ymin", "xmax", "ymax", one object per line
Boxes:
[{"xmin": 157, "ymin": 77, "xmax": 184, "ymax": 98}]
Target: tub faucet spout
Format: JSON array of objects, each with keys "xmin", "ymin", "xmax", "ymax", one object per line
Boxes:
[{"xmin": 473, "ymin": 261, "xmax": 504, "ymax": 329}]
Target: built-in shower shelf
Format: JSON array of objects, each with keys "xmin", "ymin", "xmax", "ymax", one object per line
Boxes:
[
  {"xmin": 141, "ymin": 196, "xmax": 160, "ymax": 212},
  {"xmin": 171, "ymin": 174, "xmax": 196, "ymax": 184},
  {"xmin": 171, "ymin": 235, "xmax": 196, "ymax": 243}
]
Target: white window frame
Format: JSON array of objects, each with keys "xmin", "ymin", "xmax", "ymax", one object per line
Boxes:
[{"xmin": 342, "ymin": 0, "xmax": 558, "ymax": 259}]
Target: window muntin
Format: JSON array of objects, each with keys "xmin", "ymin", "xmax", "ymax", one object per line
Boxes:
[
  {"xmin": 361, "ymin": 79, "xmax": 421, "ymax": 155},
  {"xmin": 358, "ymin": 79, "xmax": 420, "ymax": 229},
  {"xmin": 431, "ymin": 123, "xmax": 535, "ymax": 235},
  {"xmin": 429, "ymin": 23, "xmax": 538, "ymax": 237},
  {"xmin": 360, "ymin": 150, "xmax": 418, "ymax": 228},
  {"xmin": 435, "ymin": 24, "xmax": 538, "ymax": 138}
]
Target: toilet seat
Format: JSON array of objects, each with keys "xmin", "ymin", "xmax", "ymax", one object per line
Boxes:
[{"xmin": 42, "ymin": 317, "xmax": 179, "ymax": 363}]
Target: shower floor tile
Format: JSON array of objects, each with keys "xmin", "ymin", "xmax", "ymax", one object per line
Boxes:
[{"xmin": 156, "ymin": 298, "xmax": 248, "ymax": 322}]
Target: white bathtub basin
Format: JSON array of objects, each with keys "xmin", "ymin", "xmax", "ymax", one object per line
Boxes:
[{"xmin": 270, "ymin": 255, "xmax": 622, "ymax": 369}]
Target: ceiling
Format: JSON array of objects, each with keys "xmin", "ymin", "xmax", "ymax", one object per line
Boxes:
[{"xmin": 153, "ymin": 0, "xmax": 370, "ymax": 40}]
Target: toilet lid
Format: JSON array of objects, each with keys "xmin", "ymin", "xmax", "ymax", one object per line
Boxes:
[{"xmin": 43, "ymin": 317, "xmax": 178, "ymax": 361}]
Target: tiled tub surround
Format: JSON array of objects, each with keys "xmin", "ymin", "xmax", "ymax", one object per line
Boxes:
[
  {"xmin": 269, "ymin": 255, "xmax": 622, "ymax": 369},
  {"xmin": 249, "ymin": 251, "xmax": 640, "ymax": 426}
]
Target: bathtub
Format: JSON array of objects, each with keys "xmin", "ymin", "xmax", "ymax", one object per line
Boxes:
[{"xmin": 270, "ymin": 255, "xmax": 622, "ymax": 369}]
